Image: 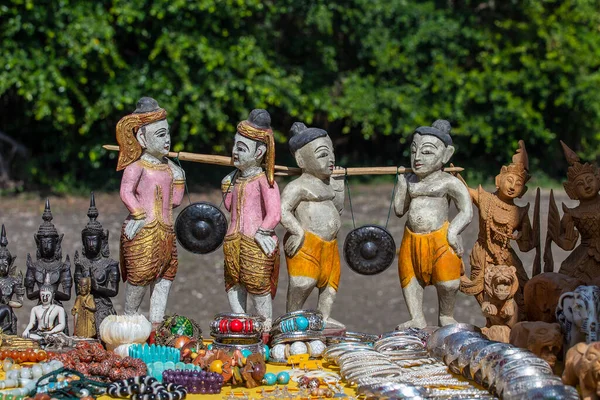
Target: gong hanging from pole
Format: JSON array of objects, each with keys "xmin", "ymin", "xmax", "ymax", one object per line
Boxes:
[
  {"xmin": 343, "ymin": 224, "xmax": 396, "ymax": 275},
  {"xmin": 175, "ymin": 202, "xmax": 228, "ymax": 254}
]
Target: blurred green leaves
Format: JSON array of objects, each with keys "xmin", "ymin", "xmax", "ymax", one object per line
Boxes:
[{"xmin": 1, "ymin": 0, "xmax": 599, "ymax": 191}]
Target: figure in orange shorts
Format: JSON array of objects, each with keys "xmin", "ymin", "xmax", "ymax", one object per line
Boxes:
[
  {"xmin": 281, "ymin": 122, "xmax": 345, "ymax": 330},
  {"xmin": 393, "ymin": 120, "xmax": 472, "ymax": 329}
]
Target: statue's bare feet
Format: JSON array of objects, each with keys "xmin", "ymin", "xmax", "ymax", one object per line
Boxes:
[
  {"xmin": 439, "ymin": 315, "xmax": 458, "ymax": 326},
  {"xmin": 395, "ymin": 317, "xmax": 427, "ymax": 330}
]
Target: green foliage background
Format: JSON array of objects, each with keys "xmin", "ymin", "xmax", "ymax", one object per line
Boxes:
[{"xmin": 1, "ymin": 0, "xmax": 600, "ymax": 192}]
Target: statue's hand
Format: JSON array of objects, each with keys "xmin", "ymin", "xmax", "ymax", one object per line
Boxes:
[
  {"xmin": 254, "ymin": 232, "xmax": 277, "ymax": 257},
  {"xmin": 221, "ymin": 170, "xmax": 237, "ymax": 190},
  {"xmin": 8, "ymin": 300, "xmax": 22, "ymax": 309},
  {"xmin": 447, "ymin": 230, "xmax": 464, "ymax": 257},
  {"xmin": 330, "ymin": 166, "xmax": 345, "ymax": 191},
  {"xmin": 482, "ymin": 303, "xmax": 497, "ymax": 316},
  {"xmin": 22, "ymin": 329, "xmax": 30, "ymax": 338},
  {"xmin": 124, "ymin": 219, "xmax": 146, "ymax": 240},
  {"xmin": 284, "ymin": 233, "xmax": 305, "ymax": 258}
]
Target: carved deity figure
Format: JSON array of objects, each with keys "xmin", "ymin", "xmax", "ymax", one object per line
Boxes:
[
  {"xmin": 74, "ymin": 193, "xmax": 119, "ymax": 333},
  {"xmin": 72, "ymin": 277, "xmax": 96, "ymax": 338},
  {"xmin": 25, "ymin": 199, "xmax": 72, "ymax": 309},
  {"xmin": 480, "ymin": 264, "xmax": 519, "ymax": 342},
  {"xmin": 459, "ymin": 140, "xmax": 534, "ymax": 312},
  {"xmin": 0, "ymin": 225, "xmax": 24, "ymax": 334},
  {"xmin": 221, "ymin": 109, "xmax": 281, "ymax": 330},
  {"xmin": 281, "ymin": 122, "xmax": 345, "ymax": 330},
  {"xmin": 546, "ymin": 141, "xmax": 600, "ymax": 281},
  {"xmin": 22, "ymin": 276, "xmax": 67, "ymax": 340},
  {"xmin": 116, "ymin": 97, "xmax": 185, "ymax": 327},
  {"xmin": 394, "ymin": 120, "xmax": 472, "ymax": 328}
]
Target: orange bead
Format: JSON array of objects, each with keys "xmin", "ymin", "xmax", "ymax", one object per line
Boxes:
[{"xmin": 35, "ymin": 351, "xmax": 47, "ymax": 362}]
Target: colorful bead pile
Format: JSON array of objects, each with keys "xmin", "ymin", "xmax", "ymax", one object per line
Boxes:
[
  {"xmin": 49, "ymin": 342, "xmax": 146, "ymax": 381},
  {"xmin": 162, "ymin": 369, "xmax": 224, "ymax": 395},
  {"xmin": 0, "ymin": 349, "xmax": 47, "ymax": 364},
  {"xmin": 0, "ymin": 360, "xmax": 64, "ymax": 397},
  {"xmin": 108, "ymin": 375, "xmax": 187, "ymax": 400},
  {"xmin": 129, "ymin": 343, "xmax": 181, "ymax": 364}
]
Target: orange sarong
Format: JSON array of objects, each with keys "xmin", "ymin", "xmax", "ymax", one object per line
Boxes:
[
  {"xmin": 398, "ymin": 222, "xmax": 462, "ymax": 288},
  {"xmin": 120, "ymin": 219, "xmax": 178, "ymax": 286},
  {"xmin": 286, "ymin": 231, "xmax": 340, "ymax": 291}
]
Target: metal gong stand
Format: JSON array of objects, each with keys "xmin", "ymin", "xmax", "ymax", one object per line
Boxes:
[
  {"xmin": 342, "ymin": 169, "xmax": 397, "ymax": 276},
  {"xmin": 173, "ymin": 158, "xmax": 230, "ymax": 255}
]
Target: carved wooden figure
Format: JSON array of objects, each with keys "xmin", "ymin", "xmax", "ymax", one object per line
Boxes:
[
  {"xmin": 72, "ymin": 277, "xmax": 96, "ymax": 338},
  {"xmin": 221, "ymin": 110, "xmax": 280, "ymax": 331},
  {"xmin": 280, "ymin": 122, "xmax": 345, "ymax": 330},
  {"xmin": 524, "ymin": 272, "xmax": 584, "ymax": 323},
  {"xmin": 393, "ymin": 120, "xmax": 472, "ymax": 328},
  {"xmin": 562, "ymin": 341, "xmax": 600, "ymax": 400},
  {"xmin": 480, "ymin": 264, "xmax": 519, "ymax": 342},
  {"xmin": 546, "ymin": 141, "xmax": 600, "ymax": 282},
  {"xmin": 510, "ymin": 321, "xmax": 563, "ymax": 369},
  {"xmin": 116, "ymin": 97, "xmax": 185, "ymax": 327},
  {"xmin": 459, "ymin": 140, "xmax": 534, "ymax": 315},
  {"xmin": 74, "ymin": 192, "xmax": 119, "ymax": 334}
]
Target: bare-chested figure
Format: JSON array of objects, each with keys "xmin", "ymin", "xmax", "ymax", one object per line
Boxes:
[
  {"xmin": 394, "ymin": 120, "xmax": 472, "ymax": 328},
  {"xmin": 22, "ymin": 280, "xmax": 67, "ymax": 340},
  {"xmin": 281, "ymin": 122, "xmax": 345, "ymax": 329}
]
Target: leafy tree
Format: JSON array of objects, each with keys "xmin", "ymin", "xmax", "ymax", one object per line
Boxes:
[{"xmin": 1, "ymin": 0, "xmax": 599, "ymax": 191}]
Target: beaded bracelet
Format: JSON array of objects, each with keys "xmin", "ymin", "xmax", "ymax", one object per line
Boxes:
[
  {"xmin": 210, "ymin": 313, "xmax": 264, "ymax": 337},
  {"xmin": 271, "ymin": 310, "xmax": 324, "ymax": 336}
]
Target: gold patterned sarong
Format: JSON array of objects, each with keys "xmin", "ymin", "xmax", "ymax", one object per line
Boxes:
[
  {"xmin": 223, "ymin": 233, "xmax": 280, "ymax": 297},
  {"xmin": 120, "ymin": 219, "xmax": 178, "ymax": 286},
  {"xmin": 285, "ymin": 231, "xmax": 341, "ymax": 291}
]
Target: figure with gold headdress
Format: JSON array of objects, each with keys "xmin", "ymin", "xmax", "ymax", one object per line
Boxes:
[
  {"xmin": 116, "ymin": 97, "xmax": 185, "ymax": 328},
  {"xmin": 458, "ymin": 140, "xmax": 535, "ymax": 313},
  {"xmin": 546, "ymin": 141, "xmax": 600, "ymax": 281},
  {"xmin": 221, "ymin": 109, "xmax": 280, "ymax": 330}
]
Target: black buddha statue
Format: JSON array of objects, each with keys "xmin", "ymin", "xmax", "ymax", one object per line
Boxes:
[
  {"xmin": 25, "ymin": 199, "xmax": 72, "ymax": 307},
  {"xmin": 74, "ymin": 193, "xmax": 119, "ymax": 333},
  {"xmin": 0, "ymin": 225, "xmax": 24, "ymax": 334}
]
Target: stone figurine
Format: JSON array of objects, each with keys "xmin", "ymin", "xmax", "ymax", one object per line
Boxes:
[
  {"xmin": 524, "ymin": 272, "xmax": 584, "ymax": 323},
  {"xmin": 394, "ymin": 120, "xmax": 472, "ymax": 328},
  {"xmin": 0, "ymin": 225, "xmax": 24, "ymax": 334},
  {"xmin": 480, "ymin": 264, "xmax": 519, "ymax": 342},
  {"xmin": 546, "ymin": 141, "xmax": 600, "ymax": 281},
  {"xmin": 556, "ymin": 285, "xmax": 600, "ymax": 353},
  {"xmin": 74, "ymin": 192, "xmax": 119, "ymax": 334},
  {"xmin": 221, "ymin": 109, "xmax": 281, "ymax": 331},
  {"xmin": 280, "ymin": 122, "xmax": 345, "ymax": 330},
  {"xmin": 25, "ymin": 199, "xmax": 72, "ymax": 309},
  {"xmin": 116, "ymin": 97, "xmax": 185, "ymax": 327},
  {"xmin": 72, "ymin": 277, "xmax": 96, "ymax": 338},
  {"xmin": 562, "ymin": 341, "xmax": 600, "ymax": 400},
  {"xmin": 458, "ymin": 140, "xmax": 534, "ymax": 314},
  {"xmin": 22, "ymin": 275, "xmax": 67, "ymax": 340},
  {"xmin": 509, "ymin": 321, "xmax": 563, "ymax": 369}
]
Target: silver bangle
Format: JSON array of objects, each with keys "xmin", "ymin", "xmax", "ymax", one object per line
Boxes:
[{"xmin": 271, "ymin": 310, "xmax": 325, "ymax": 335}]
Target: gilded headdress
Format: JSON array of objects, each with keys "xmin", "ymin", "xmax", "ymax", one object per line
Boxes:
[
  {"xmin": 561, "ymin": 140, "xmax": 598, "ymax": 200},
  {"xmin": 501, "ymin": 140, "xmax": 531, "ymax": 182},
  {"xmin": 116, "ymin": 97, "xmax": 167, "ymax": 171},
  {"xmin": 236, "ymin": 109, "xmax": 276, "ymax": 187}
]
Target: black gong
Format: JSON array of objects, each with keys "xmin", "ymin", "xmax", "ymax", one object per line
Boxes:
[
  {"xmin": 343, "ymin": 225, "xmax": 396, "ymax": 275},
  {"xmin": 175, "ymin": 202, "xmax": 227, "ymax": 254}
]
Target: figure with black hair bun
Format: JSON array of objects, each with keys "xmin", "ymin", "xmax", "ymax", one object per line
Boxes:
[
  {"xmin": 280, "ymin": 122, "xmax": 345, "ymax": 331},
  {"xmin": 393, "ymin": 120, "xmax": 473, "ymax": 329},
  {"xmin": 221, "ymin": 109, "xmax": 281, "ymax": 331}
]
